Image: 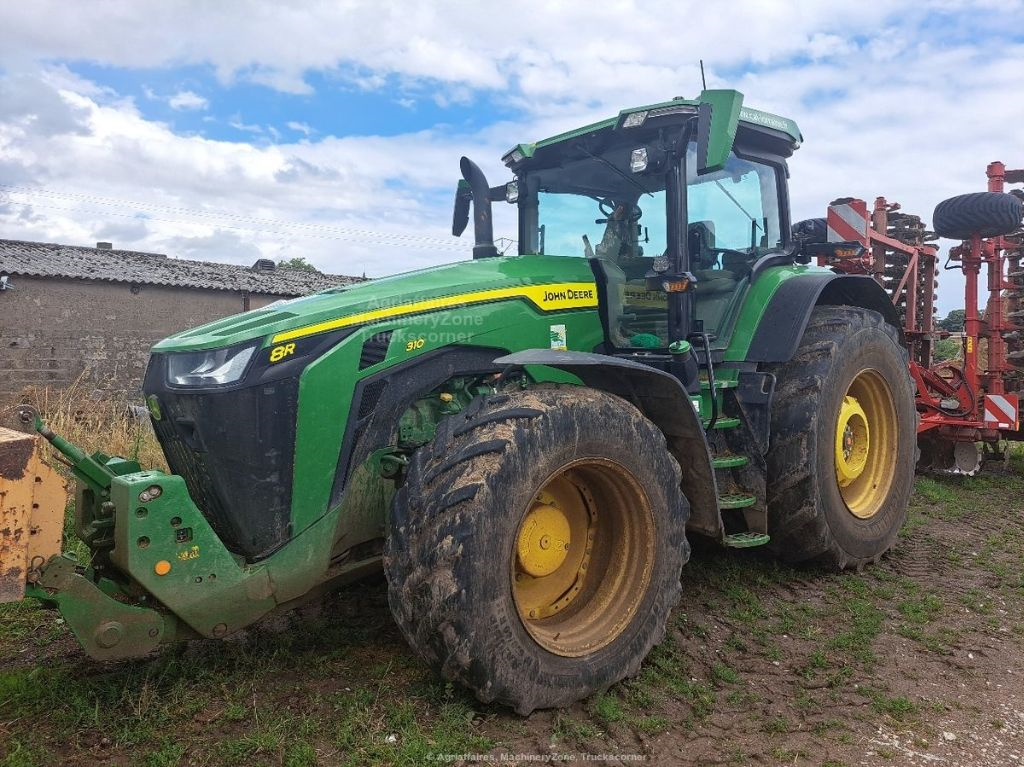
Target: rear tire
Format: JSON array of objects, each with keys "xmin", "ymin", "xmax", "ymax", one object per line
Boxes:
[
  {"xmin": 763, "ymin": 306, "xmax": 916, "ymax": 569},
  {"xmin": 932, "ymin": 192, "xmax": 1023, "ymax": 240},
  {"xmin": 793, "ymin": 217, "xmax": 827, "ymax": 244},
  {"xmin": 384, "ymin": 386, "xmax": 689, "ymax": 714}
]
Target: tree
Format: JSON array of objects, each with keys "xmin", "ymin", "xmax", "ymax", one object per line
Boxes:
[
  {"xmin": 937, "ymin": 309, "xmax": 965, "ymax": 332},
  {"xmin": 278, "ymin": 256, "xmax": 319, "ymax": 272},
  {"xmin": 932, "ymin": 337, "xmax": 961, "ymax": 361}
]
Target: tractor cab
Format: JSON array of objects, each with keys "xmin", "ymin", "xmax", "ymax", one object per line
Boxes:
[{"xmin": 499, "ymin": 90, "xmax": 799, "ymax": 352}]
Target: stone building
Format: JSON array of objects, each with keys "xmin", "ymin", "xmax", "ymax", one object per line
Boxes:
[{"xmin": 0, "ymin": 239, "xmax": 358, "ymax": 403}]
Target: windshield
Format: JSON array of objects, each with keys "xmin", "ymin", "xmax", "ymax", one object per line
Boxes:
[{"xmin": 521, "ymin": 145, "xmax": 667, "ymax": 267}]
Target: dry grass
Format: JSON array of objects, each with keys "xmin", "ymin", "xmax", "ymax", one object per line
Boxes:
[{"xmin": 2, "ymin": 377, "xmax": 166, "ymax": 472}]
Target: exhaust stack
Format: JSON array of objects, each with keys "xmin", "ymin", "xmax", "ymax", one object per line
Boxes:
[{"xmin": 453, "ymin": 156, "xmax": 499, "ymax": 259}]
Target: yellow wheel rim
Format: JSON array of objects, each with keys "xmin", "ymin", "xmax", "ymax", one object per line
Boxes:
[
  {"xmin": 835, "ymin": 396, "xmax": 870, "ymax": 486},
  {"xmin": 511, "ymin": 458, "xmax": 655, "ymax": 658},
  {"xmin": 835, "ymin": 369, "xmax": 897, "ymax": 519}
]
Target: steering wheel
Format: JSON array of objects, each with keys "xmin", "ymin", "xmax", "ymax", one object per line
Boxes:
[{"xmin": 597, "ymin": 199, "xmax": 643, "ymax": 224}]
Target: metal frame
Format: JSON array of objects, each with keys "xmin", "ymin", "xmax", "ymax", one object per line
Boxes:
[{"xmin": 818, "ymin": 166, "xmax": 1023, "ymax": 462}]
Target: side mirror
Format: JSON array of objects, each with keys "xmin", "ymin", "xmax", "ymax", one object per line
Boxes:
[
  {"xmin": 452, "ymin": 179, "xmax": 472, "ymax": 237},
  {"xmin": 694, "ymin": 89, "xmax": 744, "ymax": 175}
]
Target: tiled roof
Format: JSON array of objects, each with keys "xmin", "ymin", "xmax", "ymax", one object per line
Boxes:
[{"xmin": 0, "ymin": 239, "xmax": 359, "ymax": 296}]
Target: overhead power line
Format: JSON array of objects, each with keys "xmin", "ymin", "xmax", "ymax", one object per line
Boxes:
[
  {"xmin": 0, "ymin": 184, "xmax": 515, "ymax": 252},
  {"xmin": 0, "ymin": 195, "xmax": 473, "ymax": 252}
]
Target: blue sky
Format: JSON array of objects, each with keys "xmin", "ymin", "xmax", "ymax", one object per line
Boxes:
[
  {"xmin": 1, "ymin": 1, "xmax": 1023, "ymax": 314},
  {"xmin": 70, "ymin": 62, "xmax": 512, "ymax": 142}
]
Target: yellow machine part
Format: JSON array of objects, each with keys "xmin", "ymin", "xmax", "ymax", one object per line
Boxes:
[{"xmin": 0, "ymin": 426, "xmax": 66, "ymax": 603}]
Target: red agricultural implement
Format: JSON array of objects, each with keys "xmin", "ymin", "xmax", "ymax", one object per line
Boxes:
[{"xmin": 806, "ymin": 162, "xmax": 1024, "ymax": 474}]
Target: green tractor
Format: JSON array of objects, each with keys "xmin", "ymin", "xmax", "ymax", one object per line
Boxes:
[{"xmin": 10, "ymin": 89, "xmax": 916, "ymax": 714}]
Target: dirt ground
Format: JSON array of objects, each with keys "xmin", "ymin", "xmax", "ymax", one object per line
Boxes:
[{"xmin": 2, "ymin": 461, "xmax": 1023, "ymax": 767}]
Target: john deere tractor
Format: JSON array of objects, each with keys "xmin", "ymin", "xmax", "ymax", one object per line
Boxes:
[{"xmin": 5, "ymin": 90, "xmax": 916, "ymax": 714}]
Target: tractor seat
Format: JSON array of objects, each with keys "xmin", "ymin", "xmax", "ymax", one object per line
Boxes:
[{"xmin": 692, "ymin": 268, "xmax": 737, "ymax": 294}]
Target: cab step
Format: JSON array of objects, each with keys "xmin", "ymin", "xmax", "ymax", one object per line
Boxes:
[
  {"xmin": 712, "ymin": 455, "xmax": 749, "ymax": 469},
  {"xmin": 723, "ymin": 532, "xmax": 771, "ymax": 548},
  {"xmin": 710, "ymin": 417, "xmax": 741, "ymax": 430},
  {"xmin": 718, "ymin": 492, "xmax": 756, "ymax": 509},
  {"xmin": 698, "ymin": 378, "xmax": 738, "ymax": 390}
]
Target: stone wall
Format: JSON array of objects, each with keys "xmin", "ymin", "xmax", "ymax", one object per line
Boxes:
[{"xmin": 0, "ymin": 276, "xmax": 285, "ymax": 404}]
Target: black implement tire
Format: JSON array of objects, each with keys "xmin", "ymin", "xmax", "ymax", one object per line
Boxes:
[
  {"xmin": 793, "ymin": 217, "xmax": 827, "ymax": 244},
  {"xmin": 932, "ymin": 192, "xmax": 1023, "ymax": 240},
  {"xmin": 763, "ymin": 306, "xmax": 916, "ymax": 569},
  {"xmin": 384, "ymin": 386, "xmax": 689, "ymax": 714}
]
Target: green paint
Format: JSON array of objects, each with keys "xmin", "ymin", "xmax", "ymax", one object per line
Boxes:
[
  {"xmin": 712, "ymin": 455, "xmax": 749, "ymax": 469},
  {"xmin": 698, "ymin": 89, "xmax": 744, "ymax": 172},
  {"xmin": 27, "ymin": 556, "xmax": 167, "ymax": 660},
  {"xmin": 154, "ymin": 255, "xmax": 599, "ymax": 352},
  {"xmin": 722, "ymin": 532, "xmax": 771, "ymax": 548},
  {"xmin": 108, "ymin": 471, "xmax": 276, "ymax": 637},
  {"xmin": 718, "ymin": 493, "xmax": 756, "ymax": 509},
  {"xmin": 22, "ymin": 93, "xmax": 845, "ymax": 663},
  {"xmin": 723, "ymin": 264, "xmax": 829, "ymax": 361},
  {"xmin": 397, "ymin": 376, "xmax": 491, "ymax": 448},
  {"xmin": 502, "ymin": 89, "xmax": 801, "ymax": 168},
  {"xmin": 711, "ymin": 417, "xmax": 742, "ymax": 429}
]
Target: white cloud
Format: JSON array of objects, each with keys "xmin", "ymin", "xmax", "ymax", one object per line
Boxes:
[
  {"xmin": 0, "ymin": 75, "xmax": 493, "ymax": 275},
  {"xmin": 227, "ymin": 116, "xmax": 262, "ymax": 133},
  {"xmin": 167, "ymin": 89, "xmax": 208, "ymax": 110},
  {"xmin": 0, "ymin": 1, "xmax": 1022, "ymax": 312},
  {"xmin": 164, "ymin": 228, "xmax": 262, "ymax": 264},
  {"xmin": 0, "ymin": 2, "xmax": 917, "ymax": 104},
  {"xmin": 286, "ymin": 121, "xmax": 312, "ymax": 136}
]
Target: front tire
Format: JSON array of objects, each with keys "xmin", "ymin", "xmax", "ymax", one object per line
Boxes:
[
  {"xmin": 384, "ymin": 386, "xmax": 689, "ymax": 714},
  {"xmin": 764, "ymin": 306, "xmax": 916, "ymax": 569}
]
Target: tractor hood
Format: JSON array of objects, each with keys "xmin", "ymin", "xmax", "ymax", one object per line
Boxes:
[{"xmin": 152, "ymin": 254, "xmax": 597, "ymax": 353}]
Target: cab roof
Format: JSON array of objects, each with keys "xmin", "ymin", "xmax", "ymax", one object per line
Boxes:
[{"xmin": 501, "ymin": 90, "xmax": 802, "ymax": 169}]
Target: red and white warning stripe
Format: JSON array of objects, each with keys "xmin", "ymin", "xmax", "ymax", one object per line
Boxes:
[
  {"xmin": 826, "ymin": 199, "xmax": 870, "ymax": 246},
  {"xmin": 983, "ymin": 393, "xmax": 1019, "ymax": 430}
]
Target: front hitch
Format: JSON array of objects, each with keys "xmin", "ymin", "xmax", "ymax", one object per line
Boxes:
[
  {"xmin": 1, "ymin": 410, "xmax": 171, "ymax": 659},
  {"xmin": 25, "ymin": 555, "xmax": 168, "ymax": 660}
]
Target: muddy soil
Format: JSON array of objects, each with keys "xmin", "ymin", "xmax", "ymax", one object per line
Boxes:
[{"xmin": 2, "ymin": 470, "xmax": 1022, "ymax": 767}]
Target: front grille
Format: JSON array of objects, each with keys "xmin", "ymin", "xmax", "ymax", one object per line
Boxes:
[{"xmin": 150, "ymin": 377, "xmax": 300, "ymax": 560}]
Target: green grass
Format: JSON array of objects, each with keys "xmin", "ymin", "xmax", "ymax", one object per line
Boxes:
[
  {"xmin": 711, "ymin": 662, "xmax": 741, "ymax": 686},
  {"xmin": 3, "ymin": 466, "xmax": 1024, "ymax": 765},
  {"xmin": 914, "ymin": 477, "xmax": 956, "ymax": 505},
  {"xmin": 589, "ymin": 692, "xmax": 625, "ymax": 725},
  {"xmin": 762, "ymin": 715, "xmax": 791, "ymax": 734},
  {"xmin": 898, "ymin": 592, "xmax": 944, "ymax": 624},
  {"xmin": 866, "ymin": 690, "xmax": 919, "ymax": 722},
  {"xmin": 825, "ymin": 596, "xmax": 884, "ymax": 665}
]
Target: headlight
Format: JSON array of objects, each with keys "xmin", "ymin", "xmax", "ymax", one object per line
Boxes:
[
  {"xmin": 166, "ymin": 342, "xmax": 257, "ymax": 387},
  {"xmin": 630, "ymin": 147, "xmax": 649, "ymax": 173},
  {"xmin": 622, "ymin": 110, "xmax": 648, "ymax": 128}
]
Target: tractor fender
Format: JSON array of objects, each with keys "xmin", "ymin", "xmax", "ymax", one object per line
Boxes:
[
  {"xmin": 495, "ymin": 350, "xmax": 722, "ymax": 540},
  {"xmin": 745, "ymin": 273, "xmax": 901, "ymax": 363}
]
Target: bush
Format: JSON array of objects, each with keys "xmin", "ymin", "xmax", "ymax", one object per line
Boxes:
[{"xmin": 933, "ymin": 337, "xmax": 961, "ymax": 362}]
